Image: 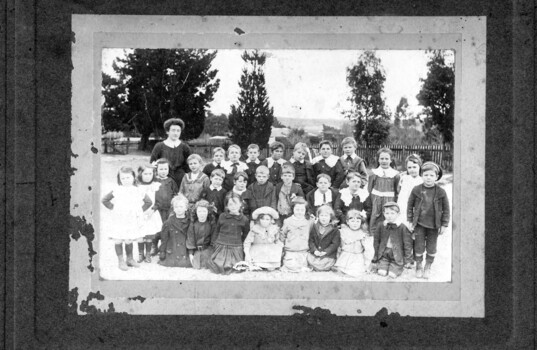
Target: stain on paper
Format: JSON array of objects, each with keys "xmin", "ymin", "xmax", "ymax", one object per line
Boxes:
[{"xmin": 70, "ymin": 215, "xmax": 97, "ymax": 272}]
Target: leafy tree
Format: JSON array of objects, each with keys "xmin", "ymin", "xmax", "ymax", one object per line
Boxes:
[
  {"xmin": 343, "ymin": 51, "xmax": 391, "ymax": 146},
  {"xmin": 104, "ymin": 49, "xmax": 220, "ymax": 150},
  {"xmin": 416, "ymin": 51, "xmax": 455, "ymax": 144},
  {"xmin": 102, "ymin": 72, "xmax": 129, "ymax": 133},
  {"xmin": 286, "ymin": 127, "xmax": 310, "ymax": 145},
  {"xmin": 204, "ymin": 111, "xmax": 229, "ymax": 136},
  {"xmin": 273, "ymin": 117, "xmax": 286, "ymax": 128},
  {"xmin": 228, "ymin": 50, "xmax": 274, "ymax": 150}
]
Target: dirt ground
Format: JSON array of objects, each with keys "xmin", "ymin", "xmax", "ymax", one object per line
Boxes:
[{"xmin": 99, "ymin": 150, "xmax": 452, "ymax": 282}]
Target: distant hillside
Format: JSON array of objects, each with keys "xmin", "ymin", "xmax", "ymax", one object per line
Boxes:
[{"xmin": 277, "ymin": 117, "xmax": 347, "ymax": 134}]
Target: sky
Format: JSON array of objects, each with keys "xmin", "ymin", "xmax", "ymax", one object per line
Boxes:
[{"xmin": 102, "ymin": 49, "xmax": 452, "ymax": 121}]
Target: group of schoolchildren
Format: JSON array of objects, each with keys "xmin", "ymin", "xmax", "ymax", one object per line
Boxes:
[{"xmin": 102, "ymin": 118, "xmax": 450, "ymax": 280}]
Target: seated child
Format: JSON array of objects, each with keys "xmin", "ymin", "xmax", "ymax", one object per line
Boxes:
[
  {"xmin": 332, "ymin": 210, "xmax": 368, "ymax": 277},
  {"xmin": 186, "ymin": 200, "xmax": 216, "ymax": 269},
  {"xmin": 223, "ymin": 144, "xmax": 249, "ymax": 191},
  {"xmin": 245, "ymin": 144, "xmax": 262, "ymax": 186},
  {"xmin": 279, "ymin": 197, "xmax": 313, "ymax": 273},
  {"xmin": 305, "ymin": 174, "xmax": 339, "ymax": 218},
  {"xmin": 245, "ymin": 165, "xmax": 277, "ymax": 218},
  {"xmin": 288, "ymin": 142, "xmax": 315, "ymax": 195},
  {"xmin": 262, "ymin": 141, "xmax": 287, "ymax": 185},
  {"xmin": 137, "ymin": 164, "xmax": 164, "ymax": 263},
  {"xmin": 334, "ymin": 172, "xmax": 371, "ymax": 225},
  {"xmin": 179, "ymin": 154, "xmax": 210, "ymax": 209},
  {"xmin": 200, "ymin": 168, "xmax": 227, "ymax": 219},
  {"xmin": 306, "ymin": 205, "xmax": 341, "ymax": 271},
  {"xmin": 312, "ymin": 140, "xmax": 345, "ymax": 189},
  {"xmin": 207, "ymin": 194, "xmax": 250, "ymax": 275},
  {"xmin": 203, "ymin": 147, "xmax": 225, "ymax": 177},
  {"xmin": 151, "ymin": 158, "xmax": 179, "ymax": 255},
  {"xmin": 275, "ymin": 163, "xmax": 305, "ymax": 223},
  {"xmin": 339, "ymin": 137, "xmax": 368, "ymax": 187},
  {"xmin": 158, "ymin": 194, "xmax": 192, "ymax": 268},
  {"xmin": 407, "ymin": 161, "xmax": 450, "ymax": 279},
  {"xmin": 225, "ymin": 171, "xmax": 251, "ymax": 217},
  {"xmin": 243, "ymin": 206, "xmax": 283, "ymax": 270},
  {"xmin": 369, "ymin": 202, "xmax": 413, "ymax": 279}
]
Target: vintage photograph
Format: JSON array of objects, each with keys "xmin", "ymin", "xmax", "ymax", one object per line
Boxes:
[
  {"xmin": 70, "ymin": 15, "xmax": 485, "ymax": 316},
  {"xmin": 99, "ymin": 48, "xmax": 454, "ymax": 282}
]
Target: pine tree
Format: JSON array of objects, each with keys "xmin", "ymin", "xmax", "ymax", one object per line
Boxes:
[
  {"xmin": 343, "ymin": 51, "xmax": 390, "ymax": 146},
  {"xmin": 228, "ymin": 50, "xmax": 274, "ymax": 151}
]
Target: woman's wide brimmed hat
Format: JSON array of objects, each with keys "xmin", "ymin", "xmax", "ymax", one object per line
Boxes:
[{"xmin": 252, "ymin": 206, "xmax": 279, "ymax": 221}]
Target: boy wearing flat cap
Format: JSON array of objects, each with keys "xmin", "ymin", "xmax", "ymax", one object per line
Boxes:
[
  {"xmin": 369, "ymin": 202, "xmax": 413, "ymax": 279},
  {"xmin": 407, "ymin": 161, "xmax": 450, "ymax": 279}
]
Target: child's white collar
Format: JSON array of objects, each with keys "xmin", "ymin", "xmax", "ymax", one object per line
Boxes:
[
  {"xmin": 341, "ymin": 153, "xmax": 357, "ymax": 160},
  {"xmin": 266, "ymin": 157, "xmax": 286, "ymax": 168},
  {"xmin": 210, "ymin": 185, "xmax": 222, "ymax": 191},
  {"xmin": 314, "ymin": 189, "xmax": 332, "ymax": 206},
  {"xmin": 372, "ymin": 167, "xmax": 399, "ymax": 178},
  {"xmin": 223, "ymin": 160, "xmax": 248, "ymax": 174},
  {"xmin": 383, "ymin": 220, "xmax": 401, "ymax": 227},
  {"xmin": 312, "ymin": 154, "xmax": 339, "ymax": 168},
  {"xmin": 247, "ymin": 159, "xmax": 260, "ymax": 164}
]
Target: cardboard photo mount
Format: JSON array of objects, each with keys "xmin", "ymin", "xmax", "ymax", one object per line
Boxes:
[{"xmin": 70, "ymin": 15, "xmax": 485, "ymax": 317}]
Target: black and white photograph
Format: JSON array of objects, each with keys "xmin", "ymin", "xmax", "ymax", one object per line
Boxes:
[
  {"xmin": 69, "ymin": 15, "xmax": 486, "ymax": 316},
  {"xmin": 99, "ymin": 48, "xmax": 454, "ymax": 283}
]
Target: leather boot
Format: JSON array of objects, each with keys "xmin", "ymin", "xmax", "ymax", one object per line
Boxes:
[
  {"xmin": 416, "ymin": 261, "xmax": 424, "ymax": 278},
  {"xmin": 423, "ymin": 262, "xmax": 432, "ymax": 279}
]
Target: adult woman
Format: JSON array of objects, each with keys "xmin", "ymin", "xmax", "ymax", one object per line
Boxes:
[{"xmin": 150, "ymin": 118, "xmax": 192, "ymax": 187}]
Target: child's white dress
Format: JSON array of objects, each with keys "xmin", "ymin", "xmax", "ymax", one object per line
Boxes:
[
  {"xmin": 139, "ymin": 183, "xmax": 163, "ymax": 238},
  {"xmin": 397, "ymin": 173, "xmax": 423, "ymax": 226},
  {"xmin": 333, "ymin": 225, "xmax": 367, "ymax": 277},
  {"xmin": 104, "ymin": 186, "xmax": 146, "ymax": 241}
]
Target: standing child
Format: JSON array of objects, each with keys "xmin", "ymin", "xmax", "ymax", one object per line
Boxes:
[
  {"xmin": 150, "ymin": 118, "xmax": 191, "ymax": 187},
  {"xmin": 332, "ymin": 210, "xmax": 368, "ymax": 277},
  {"xmin": 101, "ymin": 166, "xmax": 152, "ymax": 271},
  {"xmin": 305, "ymin": 174, "xmax": 339, "ymax": 218},
  {"xmin": 207, "ymin": 194, "xmax": 250, "ymax": 275},
  {"xmin": 339, "ymin": 137, "xmax": 368, "ymax": 187},
  {"xmin": 179, "ymin": 154, "xmax": 210, "ymax": 209},
  {"xmin": 158, "ymin": 194, "xmax": 192, "ymax": 267},
  {"xmin": 307, "ymin": 205, "xmax": 341, "ymax": 271},
  {"xmin": 397, "ymin": 154, "xmax": 423, "ymax": 226},
  {"xmin": 369, "ymin": 202, "xmax": 413, "ymax": 279},
  {"xmin": 335, "ymin": 172, "xmax": 371, "ymax": 225},
  {"xmin": 288, "ymin": 142, "xmax": 315, "ymax": 196},
  {"xmin": 279, "ymin": 197, "xmax": 313, "ymax": 273},
  {"xmin": 186, "ymin": 200, "xmax": 216, "ymax": 269},
  {"xmin": 200, "ymin": 168, "xmax": 227, "ymax": 219},
  {"xmin": 368, "ymin": 147, "xmax": 400, "ymax": 237},
  {"xmin": 222, "ymin": 144, "xmax": 249, "ymax": 191},
  {"xmin": 245, "ymin": 144, "xmax": 262, "ymax": 186},
  {"xmin": 203, "ymin": 147, "xmax": 226, "ymax": 178},
  {"xmin": 136, "ymin": 164, "xmax": 164, "ymax": 263},
  {"xmin": 151, "ymin": 158, "xmax": 179, "ymax": 255},
  {"xmin": 312, "ymin": 140, "xmax": 346, "ymax": 189},
  {"xmin": 407, "ymin": 161, "xmax": 450, "ymax": 279},
  {"xmin": 275, "ymin": 163, "xmax": 305, "ymax": 223},
  {"xmin": 262, "ymin": 141, "xmax": 287, "ymax": 185},
  {"xmin": 245, "ymin": 166, "xmax": 277, "ymax": 218},
  {"xmin": 243, "ymin": 207, "xmax": 283, "ymax": 270}
]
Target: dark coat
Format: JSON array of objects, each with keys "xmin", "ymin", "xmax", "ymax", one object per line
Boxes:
[
  {"xmin": 290, "ymin": 159, "xmax": 315, "ymax": 195},
  {"xmin": 305, "ymin": 188, "xmax": 339, "ymax": 217},
  {"xmin": 245, "ymin": 182, "xmax": 277, "ymax": 215},
  {"xmin": 407, "ymin": 184, "xmax": 450, "ymax": 228},
  {"xmin": 154, "ymin": 177, "xmax": 179, "ymax": 213},
  {"xmin": 158, "ymin": 215, "xmax": 192, "ymax": 267},
  {"xmin": 372, "ymin": 222, "xmax": 413, "ymax": 265},
  {"xmin": 150, "ymin": 142, "xmax": 191, "ymax": 187},
  {"xmin": 334, "ymin": 190, "xmax": 372, "ymax": 224},
  {"xmin": 245, "ymin": 160, "xmax": 262, "ymax": 186},
  {"xmin": 312, "ymin": 158, "xmax": 346, "ymax": 189},
  {"xmin": 275, "ymin": 182, "xmax": 305, "ymax": 200},
  {"xmin": 308, "ymin": 223, "xmax": 341, "ymax": 259},
  {"xmin": 212, "ymin": 213, "xmax": 250, "ymax": 246}
]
